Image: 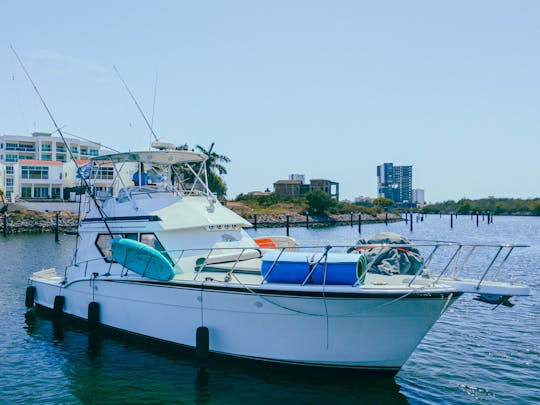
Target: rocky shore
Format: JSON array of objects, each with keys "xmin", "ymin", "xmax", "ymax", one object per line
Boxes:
[
  {"xmin": 1, "ymin": 208, "xmax": 401, "ymax": 234},
  {"xmin": 1, "ymin": 210, "xmax": 79, "ymax": 234},
  {"xmin": 246, "ymin": 212, "xmax": 401, "ymax": 227}
]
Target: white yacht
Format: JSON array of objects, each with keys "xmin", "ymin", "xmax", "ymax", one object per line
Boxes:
[{"xmin": 26, "ymin": 150, "xmax": 530, "ymax": 376}]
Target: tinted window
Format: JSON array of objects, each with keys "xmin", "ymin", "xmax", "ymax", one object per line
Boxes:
[{"xmin": 95, "ymin": 233, "xmax": 137, "ymax": 262}]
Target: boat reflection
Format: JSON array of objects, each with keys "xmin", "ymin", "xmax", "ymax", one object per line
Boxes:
[{"xmin": 25, "ymin": 309, "xmax": 407, "ymax": 404}]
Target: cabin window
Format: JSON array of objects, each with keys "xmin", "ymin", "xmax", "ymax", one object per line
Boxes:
[
  {"xmin": 140, "ymin": 233, "xmax": 174, "ymax": 266},
  {"xmin": 95, "ymin": 233, "xmax": 138, "ymax": 262}
]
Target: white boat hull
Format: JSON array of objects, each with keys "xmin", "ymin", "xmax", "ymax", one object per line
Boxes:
[{"xmin": 31, "ymin": 276, "xmax": 459, "ymax": 371}]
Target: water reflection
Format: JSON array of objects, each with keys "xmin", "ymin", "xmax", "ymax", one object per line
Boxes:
[
  {"xmin": 24, "ymin": 314, "xmax": 406, "ymax": 404},
  {"xmin": 194, "ymin": 368, "xmax": 210, "ymax": 404}
]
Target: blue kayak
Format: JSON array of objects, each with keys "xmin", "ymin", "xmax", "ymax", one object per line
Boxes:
[{"xmin": 111, "ymin": 238, "xmax": 176, "ymax": 281}]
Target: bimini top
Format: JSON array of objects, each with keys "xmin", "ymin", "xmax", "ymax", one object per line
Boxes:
[{"xmin": 92, "ymin": 150, "xmax": 207, "ymax": 165}]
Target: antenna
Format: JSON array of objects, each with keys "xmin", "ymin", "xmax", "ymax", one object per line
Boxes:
[
  {"xmin": 113, "ymin": 65, "xmax": 159, "ymax": 143},
  {"xmin": 151, "ymin": 69, "xmax": 158, "ymax": 132},
  {"xmin": 10, "ymin": 44, "xmax": 113, "ymax": 236}
]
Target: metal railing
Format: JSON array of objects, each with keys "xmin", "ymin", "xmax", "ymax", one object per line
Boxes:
[{"xmin": 68, "ymin": 241, "xmax": 529, "ymax": 291}]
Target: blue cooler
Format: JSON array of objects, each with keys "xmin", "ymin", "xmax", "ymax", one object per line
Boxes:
[
  {"xmin": 261, "ymin": 251, "xmax": 312, "ymax": 283},
  {"xmin": 311, "ymin": 253, "xmax": 367, "ymax": 285}
]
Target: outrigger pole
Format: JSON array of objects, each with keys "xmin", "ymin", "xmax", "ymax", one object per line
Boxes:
[
  {"xmin": 10, "ymin": 45, "xmax": 114, "ymax": 237},
  {"xmin": 113, "ymin": 65, "xmax": 159, "ymax": 143}
]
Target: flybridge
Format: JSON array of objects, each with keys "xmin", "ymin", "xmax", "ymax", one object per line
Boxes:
[{"xmin": 85, "ymin": 150, "xmax": 215, "ymax": 202}]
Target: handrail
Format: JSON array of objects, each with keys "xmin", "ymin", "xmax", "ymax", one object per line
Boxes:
[
  {"xmin": 408, "ymin": 245, "xmax": 440, "ymax": 287},
  {"xmin": 475, "ymin": 246, "xmax": 503, "ymax": 290},
  {"xmin": 66, "ymin": 241, "xmax": 528, "ymax": 290},
  {"xmin": 435, "ymin": 245, "xmax": 463, "ymax": 284}
]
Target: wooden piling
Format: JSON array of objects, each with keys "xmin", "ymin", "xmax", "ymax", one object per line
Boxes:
[
  {"xmin": 306, "ymin": 213, "xmax": 309, "ymax": 229},
  {"xmin": 253, "ymin": 214, "xmax": 257, "ymax": 230},
  {"xmin": 358, "ymin": 214, "xmax": 362, "ymax": 234},
  {"xmin": 55, "ymin": 212, "xmax": 59, "ymax": 242},
  {"xmin": 350, "ymin": 212, "xmax": 354, "ymax": 227},
  {"xmin": 410, "ymin": 213, "xmax": 413, "ymax": 232},
  {"xmin": 285, "ymin": 215, "xmax": 290, "ymax": 236},
  {"xmin": 476, "ymin": 212, "xmax": 479, "ymax": 227},
  {"xmin": 450, "ymin": 213, "xmax": 453, "ymax": 229}
]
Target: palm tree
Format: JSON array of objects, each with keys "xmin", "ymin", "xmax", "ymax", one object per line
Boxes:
[{"xmin": 195, "ymin": 142, "xmax": 231, "ymax": 198}]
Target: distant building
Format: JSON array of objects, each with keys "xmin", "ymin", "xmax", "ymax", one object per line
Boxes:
[
  {"xmin": 0, "ymin": 131, "xmax": 103, "ymax": 200},
  {"xmin": 289, "ymin": 174, "xmax": 305, "ymax": 182},
  {"xmin": 412, "ymin": 189, "xmax": 425, "ymax": 206},
  {"xmin": 309, "ymin": 179, "xmax": 339, "ymax": 200},
  {"xmin": 377, "ymin": 163, "xmax": 412, "ymax": 204},
  {"xmin": 0, "ymin": 132, "xmax": 100, "ymax": 164},
  {"xmin": 273, "ymin": 179, "xmax": 309, "ymax": 198},
  {"xmin": 354, "ymin": 196, "xmax": 373, "ymax": 203},
  {"xmin": 273, "ymin": 175, "xmax": 339, "ymax": 200},
  {"xmin": 17, "ymin": 159, "xmax": 64, "ymax": 200}
]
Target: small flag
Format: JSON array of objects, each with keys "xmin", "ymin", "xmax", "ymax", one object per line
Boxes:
[{"xmin": 76, "ymin": 161, "xmax": 93, "ymax": 179}]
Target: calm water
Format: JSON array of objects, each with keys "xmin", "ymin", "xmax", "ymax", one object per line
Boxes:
[{"xmin": 1, "ymin": 216, "xmax": 539, "ymax": 404}]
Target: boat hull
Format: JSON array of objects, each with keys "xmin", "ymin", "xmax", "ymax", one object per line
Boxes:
[{"xmin": 30, "ymin": 277, "xmax": 459, "ymax": 371}]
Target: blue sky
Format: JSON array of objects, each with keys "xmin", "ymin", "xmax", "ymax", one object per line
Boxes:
[{"xmin": 1, "ymin": 1, "xmax": 539, "ymax": 202}]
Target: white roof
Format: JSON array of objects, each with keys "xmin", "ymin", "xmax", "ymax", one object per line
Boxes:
[{"xmin": 92, "ymin": 150, "xmax": 207, "ymax": 165}]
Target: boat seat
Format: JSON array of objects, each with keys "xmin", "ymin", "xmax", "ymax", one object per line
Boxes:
[{"xmin": 195, "ymin": 250, "xmax": 262, "ymax": 273}]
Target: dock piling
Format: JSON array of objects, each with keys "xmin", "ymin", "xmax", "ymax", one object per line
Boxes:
[{"xmin": 55, "ymin": 212, "xmax": 59, "ymax": 242}]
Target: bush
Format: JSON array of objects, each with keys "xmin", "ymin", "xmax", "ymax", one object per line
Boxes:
[{"xmin": 305, "ymin": 190, "xmax": 336, "ymax": 216}]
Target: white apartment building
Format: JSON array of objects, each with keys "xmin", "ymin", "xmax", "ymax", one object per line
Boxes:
[
  {"xmin": 0, "ymin": 132, "xmax": 102, "ymax": 200},
  {"xmin": 0, "ymin": 163, "xmax": 6, "ymax": 200},
  {"xmin": 17, "ymin": 159, "xmax": 63, "ymax": 200}
]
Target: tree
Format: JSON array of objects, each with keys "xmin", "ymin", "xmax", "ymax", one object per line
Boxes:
[
  {"xmin": 195, "ymin": 142, "xmax": 231, "ymax": 198},
  {"xmin": 305, "ymin": 190, "xmax": 336, "ymax": 216},
  {"xmin": 532, "ymin": 201, "xmax": 540, "ymax": 216},
  {"xmin": 372, "ymin": 197, "xmax": 394, "ymax": 209}
]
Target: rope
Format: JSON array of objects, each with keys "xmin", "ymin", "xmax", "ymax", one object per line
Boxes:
[{"xmin": 229, "ymin": 271, "xmax": 430, "ymax": 318}]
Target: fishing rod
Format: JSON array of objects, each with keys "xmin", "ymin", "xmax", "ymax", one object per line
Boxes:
[
  {"xmin": 10, "ymin": 45, "xmax": 114, "ymax": 237},
  {"xmin": 48, "ymin": 127, "xmax": 120, "ymax": 153},
  {"xmin": 113, "ymin": 65, "xmax": 159, "ymax": 143},
  {"xmin": 62, "ymin": 130, "xmax": 121, "ymax": 153}
]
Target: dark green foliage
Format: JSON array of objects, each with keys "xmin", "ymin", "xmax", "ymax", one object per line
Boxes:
[
  {"xmin": 236, "ymin": 193, "xmax": 280, "ymax": 207},
  {"xmin": 305, "ymin": 190, "xmax": 336, "ymax": 216},
  {"xmin": 421, "ymin": 198, "xmax": 540, "ymax": 216},
  {"xmin": 372, "ymin": 198, "xmax": 394, "ymax": 209}
]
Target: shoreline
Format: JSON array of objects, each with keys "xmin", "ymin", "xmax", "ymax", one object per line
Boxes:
[{"xmin": 0, "ymin": 209, "xmax": 400, "ymax": 234}]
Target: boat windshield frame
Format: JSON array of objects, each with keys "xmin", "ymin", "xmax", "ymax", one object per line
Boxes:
[{"xmin": 88, "ymin": 150, "xmax": 214, "ymax": 200}]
